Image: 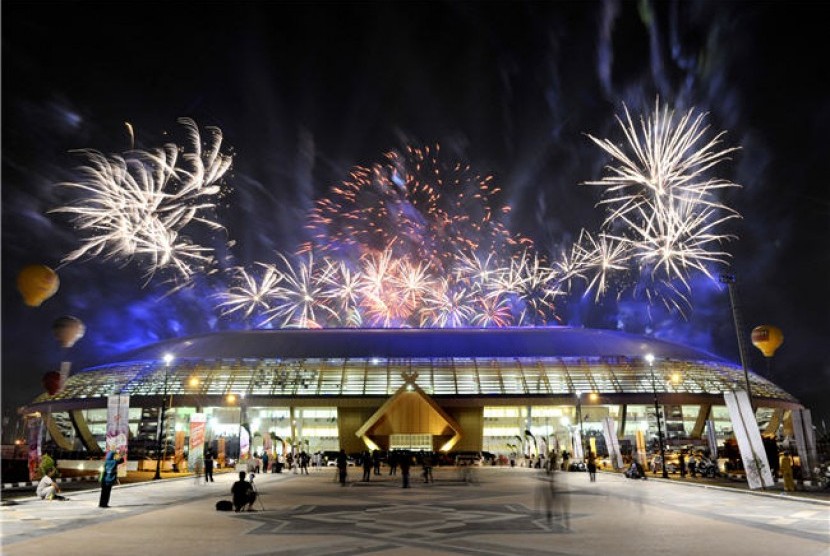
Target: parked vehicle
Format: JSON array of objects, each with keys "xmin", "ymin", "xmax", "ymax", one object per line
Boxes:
[
  {"xmin": 649, "ymin": 454, "xmax": 679, "ymax": 474},
  {"xmin": 452, "ymin": 451, "xmax": 484, "ymax": 466},
  {"xmin": 322, "ymin": 451, "xmax": 355, "ymax": 467},
  {"xmin": 696, "ymin": 457, "xmax": 720, "ymax": 478}
]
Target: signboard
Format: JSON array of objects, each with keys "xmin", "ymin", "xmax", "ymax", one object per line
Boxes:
[
  {"xmin": 217, "ymin": 437, "xmax": 226, "ymax": 468},
  {"xmin": 188, "ymin": 413, "xmax": 207, "ymax": 473},
  {"xmin": 240, "ymin": 425, "xmax": 251, "ymax": 461},
  {"xmin": 723, "ymin": 390, "xmax": 773, "ymax": 489},
  {"xmin": 27, "ymin": 414, "xmax": 43, "ymax": 482},
  {"xmin": 106, "ymin": 395, "xmax": 129, "ymax": 477},
  {"xmin": 175, "ymin": 431, "xmax": 186, "ymax": 471}
]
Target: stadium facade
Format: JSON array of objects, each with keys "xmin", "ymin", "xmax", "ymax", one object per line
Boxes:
[{"xmin": 24, "ymin": 327, "xmax": 802, "ymax": 462}]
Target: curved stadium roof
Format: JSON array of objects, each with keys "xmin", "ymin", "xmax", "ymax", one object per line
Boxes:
[
  {"xmin": 31, "ymin": 327, "xmax": 799, "ymax": 407},
  {"xmin": 109, "ymin": 327, "xmax": 729, "ymax": 364}
]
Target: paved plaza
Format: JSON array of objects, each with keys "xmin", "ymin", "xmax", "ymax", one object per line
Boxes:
[{"xmin": 2, "ymin": 467, "xmax": 828, "ymax": 556}]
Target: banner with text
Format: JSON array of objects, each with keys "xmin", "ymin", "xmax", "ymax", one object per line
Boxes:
[
  {"xmin": 189, "ymin": 413, "xmax": 207, "ymax": 472},
  {"xmin": 106, "ymin": 395, "xmax": 130, "ymax": 477},
  {"xmin": 27, "ymin": 414, "xmax": 43, "ymax": 481}
]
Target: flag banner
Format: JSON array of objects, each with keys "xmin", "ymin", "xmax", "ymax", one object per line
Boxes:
[
  {"xmin": 175, "ymin": 431, "xmax": 186, "ymax": 471},
  {"xmin": 601, "ymin": 417, "xmax": 624, "ymax": 469},
  {"xmin": 27, "ymin": 414, "xmax": 43, "ymax": 482},
  {"xmin": 189, "ymin": 413, "xmax": 207, "ymax": 473},
  {"xmin": 723, "ymin": 391, "xmax": 773, "ymax": 489},
  {"xmin": 635, "ymin": 430, "xmax": 647, "ymax": 466},
  {"xmin": 240, "ymin": 425, "xmax": 251, "ymax": 460},
  {"xmin": 58, "ymin": 361, "xmax": 71, "ymax": 392},
  {"xmin": 106, "ymin": 395, "xmax": 129, "ymax": 477},
  {"xmin": 218, "ymin": 437, "xmax": 226, "ymax": 468}
]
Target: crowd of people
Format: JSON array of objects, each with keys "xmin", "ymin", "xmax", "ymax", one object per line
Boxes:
[{"xmin": 32, "ymin": 438, "xmax": 813, "ymax": 511}]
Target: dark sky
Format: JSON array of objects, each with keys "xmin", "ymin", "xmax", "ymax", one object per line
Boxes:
[{"xmin": 3, "ymin": 2, "xmax": 829, "ymax": 424}]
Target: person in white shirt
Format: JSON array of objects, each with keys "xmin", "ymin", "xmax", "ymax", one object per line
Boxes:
[{"xmin": 36, "ymin": 469, "xmax": 60, "ymax": 500}]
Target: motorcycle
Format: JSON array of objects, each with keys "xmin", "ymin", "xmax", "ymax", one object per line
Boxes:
[{"xmin": 695, "ymin": 457, "xmax": 720, "ymax": 478}]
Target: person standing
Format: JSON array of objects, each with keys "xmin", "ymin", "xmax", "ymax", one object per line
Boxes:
[
  {"xmin": 362, "ymin": 451, "xmax": 372, "ymax": 481},
  {"xmin": 400, "ymin": 452, "xmax": 412, "ymax": 488},
  {"xmin": 422, "ymin": 453, "xmax": 434, "ymax": 483},
  {"xmin": 373, "ymin": 450, "xmax": 382, "ymax": 475},
  {"xmin": 679, "ymin": 452, "xmax": 687, "ymax": 478},
  {"xmin": 688, "ymin": 453, "xmax": 698, "ymax": 478},
  {"xmin": 336, "ymin": 449, "xmax": 348, "ymax": 486},
  {"xmin": 99, "ymin": 450, "xmax": 125, "ymax": 508},
  {"xmin": 261, "ymin": 451, "xmax": 269, "ymax": 474},
  {"xmin": 204, "ymin": 449, "xmax": 215, "ymax": 482},
  {"xmin": 388, "ymin": 451, "xmax": 398, "ymax": 476},
  {"xmin": 586, "ymin": 451, "xmax": 597, "ymax": 482},
  {"xmin": 781, "ymin": 451, "xmax": 796, "ymax": 492}
]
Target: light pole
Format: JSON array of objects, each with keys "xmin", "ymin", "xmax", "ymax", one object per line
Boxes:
[
  {"xmin": 720, "ymin": 274, "xmax": 754, "ymax": 406},
  {"xmin": 575, "ymin": 391, "xmax": 585, "ymax": 461},
  {"xmin": 153, "ymin": 353, "xmax": 174, "ymax": 480},
  {"xmin": 646, "ymin": 353, "xmax": 669, "ymax": 479}
]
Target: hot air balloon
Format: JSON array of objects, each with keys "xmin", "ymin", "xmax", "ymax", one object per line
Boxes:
[
  {"xmin": 52, "ymin": 316, "xmax": 85, "ymax": 348},
  {"xmin": 751, "ymin": 325, "xmax": 784, "ymax": 358},
  {"xmin": 16, "ymin": 265, "xmax": 59, "ymax": 307},
  {"xmin": 42, "ymin": 371, "xmax": 61, "ymax": 395}
]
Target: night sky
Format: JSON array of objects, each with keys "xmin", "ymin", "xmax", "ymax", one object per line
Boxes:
[{"xmin": 3, "ymin": 2, "xmax": 828, "ymax": 425}]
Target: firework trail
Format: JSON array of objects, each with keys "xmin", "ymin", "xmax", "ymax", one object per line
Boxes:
[{"xmin": 51, "ymin": 118, "xmax": 232, "ymax": 284}]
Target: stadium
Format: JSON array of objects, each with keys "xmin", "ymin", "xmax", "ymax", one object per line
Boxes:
[{"xmin": 22, "ymin": 326, "xmax": 802, "ymax": 466}]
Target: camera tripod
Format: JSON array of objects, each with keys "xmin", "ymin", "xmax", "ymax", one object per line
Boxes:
[{"xmin": 248, "ymin": 473, "xmax": 266, "ymax": 511}]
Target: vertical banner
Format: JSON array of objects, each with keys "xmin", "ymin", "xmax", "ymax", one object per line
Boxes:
[
  {"xmin": 792, "ymin": 409, "xmax": 817, "ymax": 482},
  {"xmin": 175, "ymin": 431, "xmax": 186, "ymax": 471},
  {"xmin": 264, "ymin": 433, "xmax": 273, "ymax": 457},
  {"xmin": 635, "ymin": 430, "xmax": 647, "ymax": 466},
  {"xmin": 106, "ymin": 395, "xmax": 130, "ymax": 477},
  {"xmin": 601, "ymin": 417, "xmax": 624, "ymax": 469},
  {"xmin": 217, "ymin": 437, "xmax": 226, "ymax": 468},
  {"xmin": 188, "ymin": 413, "xmax": 207, "ymax": 473},
  {"xmin": 705, "ymin": 419, "xmax": 718, "ymax": 460},
  {"xmin": 27, "ymin": 414, "xmax": 43, "ymax": 482},
  {"xmin": 723, "ymin": 391, "xmax": 773, "ymax": 489},
  {"xmin": 240, "ymin": 425, "xmax": 251, "ymax": 461},
  {"xmin": 58, "ymin": 361, "xmax": 72, "ymax": 392}
]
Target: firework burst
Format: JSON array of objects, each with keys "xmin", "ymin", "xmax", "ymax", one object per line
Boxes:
[
  {"xmin": 214, "ymin": 263, "xmax": 282, "ymax": 320},
  {"xmin": 583, "ymin": 99, "xmax": 741, "ymax": 309},
  {"xmin": 51, "ymin": 118, "xmax": 232, "ymax": 284},
  {"xmin": 303, "ymin": 144, "xmax": 530, "ymax": 271}
]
